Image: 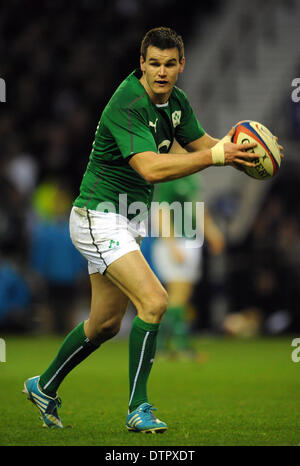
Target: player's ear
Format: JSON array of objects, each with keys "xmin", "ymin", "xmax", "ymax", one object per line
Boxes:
[
  {"xmin": 140, "ymin": 55, "xmax": 146, "ymax": 73},
  {"xmin": 179, "ymin": 57, "xmax": 185, "ymax": 74}
]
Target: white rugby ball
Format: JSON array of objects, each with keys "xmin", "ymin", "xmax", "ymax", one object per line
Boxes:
[{"xmin": 232, "ymin": 120, "xmax": 281, "ymax": 180}]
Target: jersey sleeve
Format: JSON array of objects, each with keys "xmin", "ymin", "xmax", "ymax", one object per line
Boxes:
[
  {"xmin": 175, "ymin": 91, "xmax": 206, "ymax": 148},
  {"xmin": 105, "ymin": 105, "xmax": 157, "ymax": 159}
]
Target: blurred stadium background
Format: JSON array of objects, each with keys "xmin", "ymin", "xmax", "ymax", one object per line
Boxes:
[{"xmin": 1, "ymin": 0, "xmax": 300, "ymax": 339}]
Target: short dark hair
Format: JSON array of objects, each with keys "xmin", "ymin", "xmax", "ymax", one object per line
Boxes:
[{"xmin": 140, "ymin": 27, "xmax": 184, "ymax": 61}]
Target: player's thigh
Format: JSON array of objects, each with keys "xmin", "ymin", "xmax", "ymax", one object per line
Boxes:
[
  {"xmin": 85, "ymin": 272, "xmax": 129, "ymax": 341},
  {"xmin": 105, "ymin": 250, "xmax": 168, "ymax": 323}
]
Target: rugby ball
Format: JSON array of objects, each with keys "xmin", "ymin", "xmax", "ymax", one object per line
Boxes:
[{"xmin": 232, "ymin": 120, "xmax": 281, "ymax": 180}]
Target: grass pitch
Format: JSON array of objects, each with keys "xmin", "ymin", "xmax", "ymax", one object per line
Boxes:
[{"xmin": 0, "ymin": 333, "xmax": 299, "ymax": 446}]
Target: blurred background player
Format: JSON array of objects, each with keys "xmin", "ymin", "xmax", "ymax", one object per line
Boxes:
[{"xmin": 152, "ymin": 140, "xmax": 225, "ymax": 360}]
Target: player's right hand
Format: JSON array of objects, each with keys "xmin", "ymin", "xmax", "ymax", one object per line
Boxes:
[
  {"xmin": 211, "ymin": 127, "xmax": 259, "ymax": 167},
  {"xmin": 223, "ymin": 127, "xmax": 260, "ymax": 167}
]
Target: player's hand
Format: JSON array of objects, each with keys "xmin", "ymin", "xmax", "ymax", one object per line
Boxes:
[
  {"xmin": 274, "ymin": 136, "xmax": 285, "ymax": 159},
  {"xmin": 211, "ymin": 127, "xmax": 259, "ymax": 167},
  {"xmin": 223, "ymin": 127, "xmax": 260, "ymax": 167}
]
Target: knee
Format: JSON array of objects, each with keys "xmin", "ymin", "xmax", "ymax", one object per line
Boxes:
[{"xmin": 141, "ymin": 288, "xmax": 168, "ymax": 322}]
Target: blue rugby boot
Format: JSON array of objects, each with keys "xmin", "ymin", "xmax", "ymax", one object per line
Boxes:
[
  {"xmin": 126, "ymin": 402, "xmax": 167, "ymax": 433},
  {"xmin": 23, "ymin": 376, "xmax": 63, "ymax": 428}
]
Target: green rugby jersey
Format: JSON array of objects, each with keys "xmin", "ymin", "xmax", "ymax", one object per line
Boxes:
[{"xmin": 74, "ymin": 70, "xmax": 205, "ymax": 218}]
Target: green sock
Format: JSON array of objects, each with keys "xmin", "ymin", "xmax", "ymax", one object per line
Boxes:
[
  {"xmin": 39, "ymin": 322, "xmax": 99, "ymax": 397},
  {"xmin": 169, "ymin": 305, "xmax": 190, "ymax": 351},
  {"xmin": 128, "ymin": 316, "xmax": 160, "ymax": 412}
]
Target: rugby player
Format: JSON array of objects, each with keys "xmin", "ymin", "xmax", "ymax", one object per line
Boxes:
[{"xmin": 23, "ymin": 26, "xmax": 261, "ymax": 433}]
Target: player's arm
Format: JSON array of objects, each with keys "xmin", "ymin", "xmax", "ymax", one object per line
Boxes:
[
  {"xmin": 184, "ymin": 133, "xmax": 248, "ymax": 172},
  {"xmin": 129, "ymin": 127, "xmax": 259, "ymax": 184},
  {"xmin": 184, "ymin": 132, "xmax": 260, "ymax": 172},
  {"xmin": 184, "ymin": 133, "xmax": 219, "ymax": 152},
  {"xmin": 170, "ymin": 134, "xmax": 218, "ymax": 153},
  {"xmin": 129, "ymin": 148, "xmax": 212, "ymax": 183}
]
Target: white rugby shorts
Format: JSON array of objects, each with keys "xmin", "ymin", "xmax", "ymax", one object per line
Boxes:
[
  {"xmin": 151, "ymin": 237, "xmax": 202, "ymax": 283},
  {"xmin": 69, "ymin": 206, "xmax": 146, "ymax": 275}
]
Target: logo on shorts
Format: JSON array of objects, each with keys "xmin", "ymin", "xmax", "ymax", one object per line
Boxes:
[{"xmin": 109, "ymin": 239, "xmax": 120, "ymax": 249}]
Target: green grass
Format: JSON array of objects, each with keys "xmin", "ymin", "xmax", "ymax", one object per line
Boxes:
[{"xmin": 0, "ymin": 334, "xmax": 299, "ymax": 446}]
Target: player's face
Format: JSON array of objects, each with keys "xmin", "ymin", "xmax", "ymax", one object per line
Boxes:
[{"xmin": 140, "ymin": 46, "xmax": 185, "ymax": 104}]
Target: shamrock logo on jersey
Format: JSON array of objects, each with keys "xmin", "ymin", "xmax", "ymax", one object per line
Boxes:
[{"xmin": 172, "ymin": 111, "xmax": 181, "ymax": 128}]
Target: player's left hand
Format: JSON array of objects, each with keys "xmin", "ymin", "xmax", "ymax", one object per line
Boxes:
[{"xmin": 274, "ymin": 136, "xmax": 285, "ymax": 159}]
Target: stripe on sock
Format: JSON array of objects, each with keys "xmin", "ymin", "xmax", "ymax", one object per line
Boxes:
[
  {"xmin": 43, "ymin": 345, "xmax": 84, "ymax": 390},
  {"xmin": 129, "ymin": 331, "xmax": 150, "ymax": 408}
]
